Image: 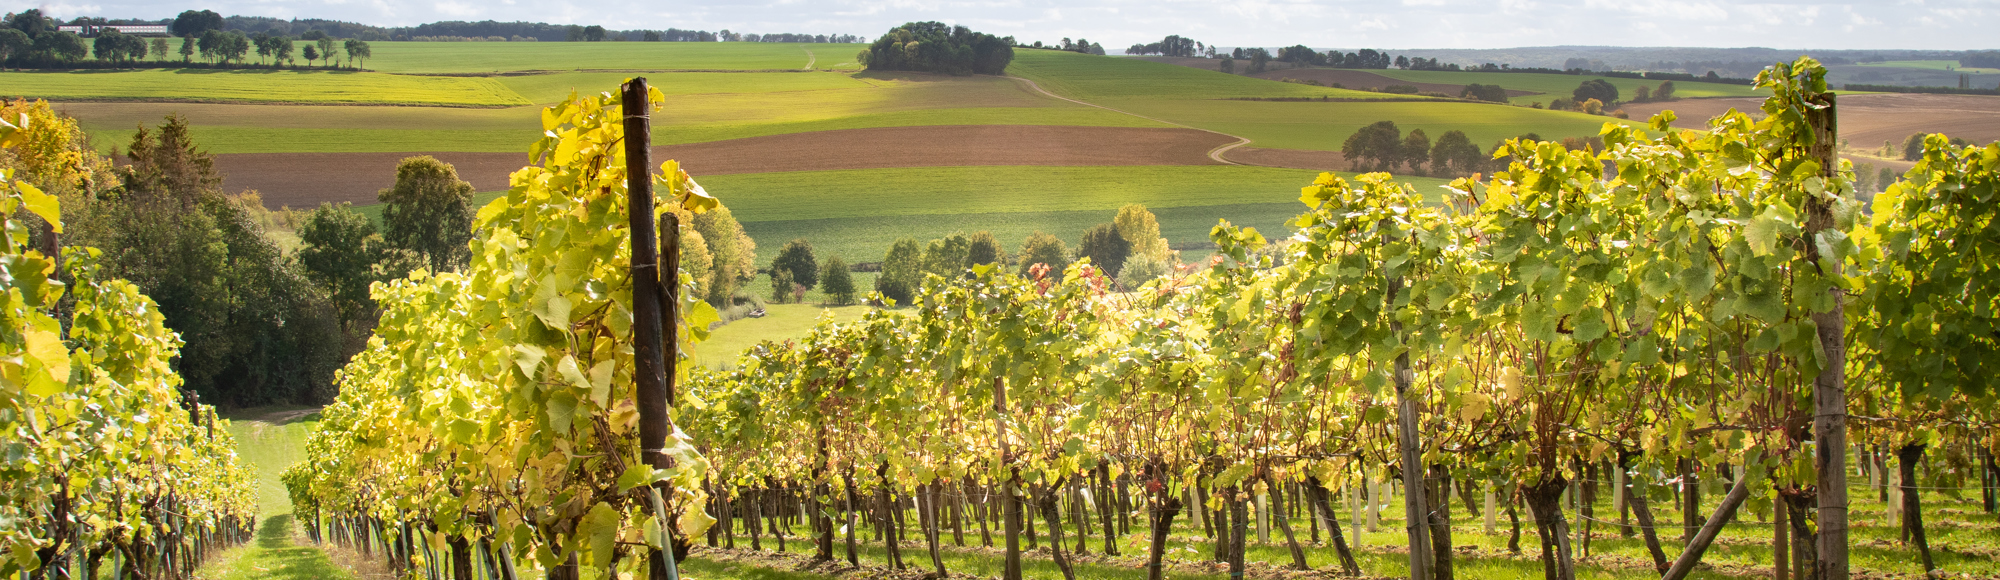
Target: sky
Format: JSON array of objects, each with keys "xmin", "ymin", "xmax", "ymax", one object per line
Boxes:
[{"xmin": 4, "ymin": 0, "xmax": 1994, "ymax": 51}]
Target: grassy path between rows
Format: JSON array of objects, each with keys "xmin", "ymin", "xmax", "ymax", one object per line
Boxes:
[{"xmin": 195, "ymin": 516, "xmax": 357, "ymax": 580}]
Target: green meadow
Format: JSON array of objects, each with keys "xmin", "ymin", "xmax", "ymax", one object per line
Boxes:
[
  {"xmin": 359, "ymin": 41, "xmax": 867, "ymax": 73},
  {"xmin": 1, "ymin": 69, "xmax": 529, "ymax": 107},
  {"xmin": 1370, "ymin": 69, "xmax": 1768, "ymax": 105},
  {"xmin": 66, "ymin": 71, "xmax": 1160, "ymax": 153},
  {"xmin": 1098, "ymin": 98, "xmax": 1634, "ymax": 152},
  {"xmin": 1008, "ymin": 49, "xmax": 1393, "ymax": 101},
  {"xmin": 704, "ymin": 165, "xmax": 1450, "ymax": 268}
]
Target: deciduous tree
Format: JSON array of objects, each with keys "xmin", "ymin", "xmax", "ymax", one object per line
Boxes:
[{"xmin": 378, "ymin": 155, "xmax": 475, "ymax": 272}]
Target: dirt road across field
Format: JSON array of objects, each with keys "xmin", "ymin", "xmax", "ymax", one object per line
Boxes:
[{"xmin": 219, "ymin": 124, "xmax": 1237, "ymax": 208}]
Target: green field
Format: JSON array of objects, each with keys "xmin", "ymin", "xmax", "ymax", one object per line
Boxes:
[
  {"xmin": 1857, "ymin": 59, "xmax": 2000, "ymax": 74},
  {"xmin": 220, "ymin": 407, "xmax": 322, "ymax": 518},
  {"xmin": 698, "ymin": 303, "xmax": 873, "ymax": 368},
  {"xmin": 65, "ymin": 71, "xmax": 1162, "ymax": 153},
  {"xmin": 359, "ymin": 41, "xmax": 866, "ymax": 74},
  {"xmin": 699, "ymin": 165, "xmax": 1450, "ymax": 268},
  {"xmin": 1102, "ymin": 98, "xmax": 1630, "ymax": 152},
  {"xmin": 1371, "ymin": 69, "xmax": 1767, "ymax": 105},
  {"xmin": 1009, "ymin": 49, "xmax": 1395, "ymax": 101},
  {"xmin": 1, "ymin": 69, "xmax": 529, "ymax": 107}
]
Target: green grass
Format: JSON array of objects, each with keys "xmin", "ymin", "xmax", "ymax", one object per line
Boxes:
[
  {"xmin": 1008, "ymin": 49, "xmax": 1396, "ymax": 101},
  {"xmin": 358, "ymin": 41, "xmax": 865, "ymax": 74},
  {"xmin": 698, "ymin": 303, "xmax": 874, "ymax": 368},
  {"xmin": 699, "ymin": 476, "xmax": 1999, "ymax": 580},
  {"xmin": 1856, "ymin": 60, "xmax": 2000, "ymax": 74},
  {"xmin": 496, "ymin": 71, "xmax": 874, "ymax": 104},
  {"xmin": 195, "ymin": 515, "xmax": 356, "ymax": 580},
  {"xmin": 221, "ymin": 406, "xmax": 323, "ymax": 518},
  {"xmin": 1101, "ymin": 98, "xmax": 1632, "ymax": 152},
  {"xmin": 1370, "ymin": 69, "xmax": 1767, "ymax": 105},
  {"xmin": 65, "ymin": 71, "xmax": 1158, "ymax": 154},
  {"xmin": 2, "ymin": 69, "xmax": 529, "ymax": 107},
  {"xmin": 714, "ymin": 166, "xmax": 1451, "ymax": 270}
]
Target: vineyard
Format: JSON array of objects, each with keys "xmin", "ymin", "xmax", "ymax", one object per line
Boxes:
[
  {"xmin": 0, "ymin": 109, "xmax": 258, "ymax": 577},
  {"xmin": 270, "ymin": 55, "xmax": 1993, "ymax": 580}
]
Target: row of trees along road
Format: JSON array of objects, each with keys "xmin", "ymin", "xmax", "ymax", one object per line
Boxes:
[
  {"xmin": 0, "ymin": 96, "xmax": 258, "ymax": 579},
  {"xmin": 0, "ymin": 9, "xmax": 371, "ymax": 68},
  {"xmin": 290, "ymin": 59, "xmax": 1996, "ymax": 580}
]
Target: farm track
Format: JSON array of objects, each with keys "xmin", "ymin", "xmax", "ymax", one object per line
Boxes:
[
  {"xmin": 1004, "ymin": 75, "xmax": 1256, "ymax": 165},
  {"xmin": 218, "ymin": 125, "xmax": 1236, "ymax": 208}
]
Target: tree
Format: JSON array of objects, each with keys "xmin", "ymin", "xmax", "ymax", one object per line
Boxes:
[
  {"xmin": 1428, "ymin": 129, "xmax": 1483, "ymax": 177},
  {"xmin": 1654, "ymin": 80, "xmax": 1676, "ymax": 101},
  {"xmin": 1218, "ymin": 56, "xmax": 1234, "ymax": 74},
  {"xmin": 218, "ymin": 32, "xmax": 249, "ymax": 64},
  {"xmin": 1903, "ymin": 133, "xmax": 1927, "ymax": 161},
  {"xmin": 967, "ymin": 230, "xmax": 1002, "ymax": 266},
  {"xmin": 922, "ymin": 233, "xmax": 971, "ymax": 279},
  {"xmin": 821, "ymin": 257, "xmax": 856, "ymax": 305},
  {"xmin": 149, "ymin": 37, "xmax": 168, "ymax": 62},
  {"xmin": 1116, "ymin": 254, "xmax": 1169, "ymax": 289},
  {"xmin": 302, "ymin": 44, "xmax": 318, "ymax": 66},
  {"xmin": 1248, "ymin": 48, "xmax": 1269, "ymax": 74},
  {"xmin": 1581, "ymin": 98, "xmax": 1605, "ymax": 115},
  {"xmin": 583, "ymin": 25, "xmax": 607, "ymax": 42},
  {"xmin": 170, "ymin": 9, "xmax": 224, "ymax": 38},
  {"xmin": 70, "ymin": 111, "xmax": 345, "ymax": 406},
  {"xmin": 876, "ymin": 237, "xmax": 924, "ymax": 305},
  {"xmin": 1078, "ymin": 223, "xmax": 1130, "ymax": 278},
  {"xmin": 693, "ymin": 207, "xmax": 757, "ymax": 306},
  {"xmin": 179, "ymin": 35, "xmax": 194, "ymax": 62},
  {"xmin": 1114, "ymin": 204, "xmax": 1169, "ymax": 261},
  {"xmin": 1632, "ymin": 85, "xmax": 1651, "ymax": 102},
  {"xmin": 861, "ymin": 22, "xmax": 1012, "ymax": 75},
  {"xmin": 1460, "ymin": 83, "xmax": 1508, "ymax": 103},
  {"xmin": 316, "ymin": 37, "xmax": 335, "ymax": 66},
  {"xmin": 1400, "ymin": 128, "xmax": 1431, "ymax": 174},
  {"xmin": 771, "ymin": 239, "xmax": 820, "ymax": 290},
  {"xmin": 7, "ymin": 9, "xmax": 52, "ymax": 37},
  {"xmin": 298, "ymin": 202, "xmax": 407, "ymax": 333},
  {"xmin": 35, "ymin": 31, "xmax": 86, "ymax": 63},
  {"xmin": 197, "ymin": 29, "xmax": 222, "ymax": 62},
  {"xmin": 1017, "ymin": 232, "xmax": 1068, "ymax": 278},
  {"xmin": 273, "ymin": 36, "xmax": 294, "ymax": 65},
  {"xmin": 0, "ymin": 28, "xmax": 26, "ymax": 66},
  {"xmin": 344, "ymin": 38, "xmax": 370, "ymax": 68},
  {"xmin": 1572, "ymin": 78, "xmax": 1619, "ymax": 104},
  {"xmin": 378, "ymin": 156, "xmax": 475, "ymax": 273},
  {"xmin": 120, "ymin": 115, "xmax": 220, "ymax": 207},
  {"xmin": 769, "ymin": 267, "xmax": 794, "ymax": 304},
  {"xmin": 1341, "ymin": 120, "xmax": 1402, "ymax": 171}
]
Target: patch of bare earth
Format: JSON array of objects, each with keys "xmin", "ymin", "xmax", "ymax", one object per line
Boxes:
[
  {"xmin": 1227, "ymin": 147, "xmax": 1351, "ymax": 172},
  {"xmin": 216, "ymin": 125, "xmax": 1235, "ymax": 209}
]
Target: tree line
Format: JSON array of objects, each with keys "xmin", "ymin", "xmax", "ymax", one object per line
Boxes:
[{"xmin": 0, "ymin": 10, "xmax": 371, "ymax": 69}]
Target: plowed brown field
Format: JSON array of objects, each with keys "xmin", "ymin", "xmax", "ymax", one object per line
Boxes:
[{"xmin": 219, "ymin": 125, "xmax": 1237, "ymax": 208}]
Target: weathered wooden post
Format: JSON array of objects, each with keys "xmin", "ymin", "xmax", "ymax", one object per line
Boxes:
[{"xmin": 623, "ymin": 77, "xmax": 681, "ymax": 580}]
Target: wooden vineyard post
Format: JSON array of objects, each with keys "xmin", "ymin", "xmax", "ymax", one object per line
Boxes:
[
  {"xmin": 1804, "ymin": 92, "xmax": 1848, "ymax": 580},
  {"xmin": 623, "ymin": 77, "xmax": 682, "ymax": 580}
]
